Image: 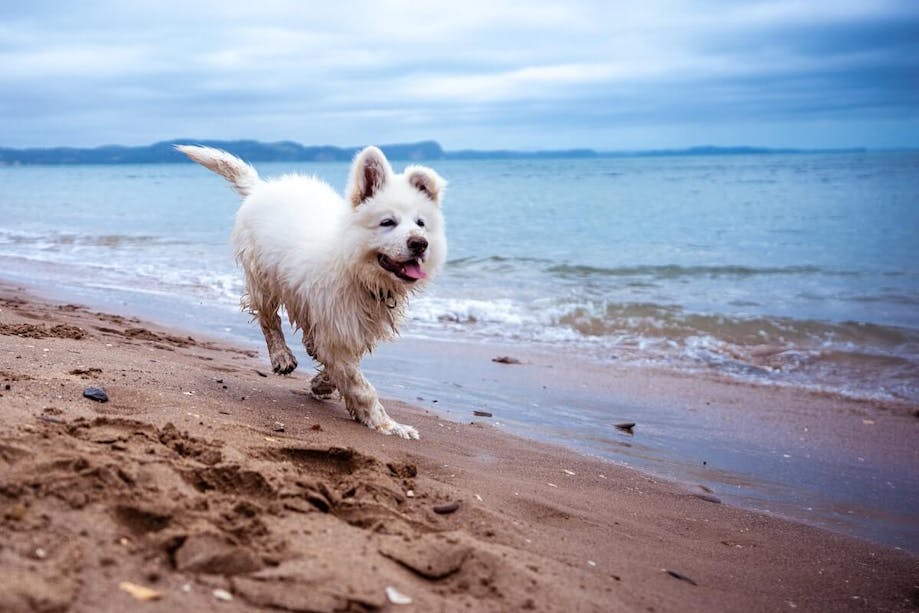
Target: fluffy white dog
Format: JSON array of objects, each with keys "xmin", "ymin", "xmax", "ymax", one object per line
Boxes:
[{"xmin": 176, "ymin": 144, "xmax": 447, "ymax": 439}]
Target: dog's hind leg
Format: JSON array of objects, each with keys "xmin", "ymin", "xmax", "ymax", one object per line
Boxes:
[
  {"xmin": 241, "ymin": 267, "xmax": 298, "ymax": 375},
  {"xmin": 244, "ymin": 294, "xmax": 296, "ymax": 376},
  {"xmin": 258, "ymin": 310, "xmax": 298, "ymax": 375},
  {"xmin": 309, "ymin": 367, "xmax": 336, "ymax": 399}
]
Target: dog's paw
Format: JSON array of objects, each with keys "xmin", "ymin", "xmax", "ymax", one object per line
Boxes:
[
  {"xmin": 270, "ymin": 348, "xmax": 298, "ymax": 375},
  {"xmin": 309, "ymin": 373, "xmax": 336, "ymax": 400},
  {"xmin": 374, "ymin": 419, "xmax": 420, "ymax": 440}
]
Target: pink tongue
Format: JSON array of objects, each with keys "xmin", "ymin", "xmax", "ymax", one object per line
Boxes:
[{"xmin": 402, "ymin": 261, "xmax": 427, "ymax": 280}]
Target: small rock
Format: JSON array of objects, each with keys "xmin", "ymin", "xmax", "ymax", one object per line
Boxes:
[
  {"xmin": 272, "ymin": 421, "xmax": 285, "ymax": 432},
  {"xmin": 213, "ymin": 588, "xmax": 233, "ymax": 602},
  {"xmin": 614, "ymin": 422, "xmax": 635, "ymax": 434},
  {"xmin": 310, "ymin": 424, "xmax": 323, "ymax": 431},
  {"xmin": 255, "ymin": 370, "xmax": 268, "ymax": 377},
  {"xmin": 693, "ymin": 493, "xmax": 722, "ymax": 504},
  {"xmin": 491, "ymin": 356, "xmax": 521, "ymax": 364},
  {"xmin": 665, "ymin": 569, "xmax": 698, "ymax": 586},
  {"xmin": 473, "ymin": 410, "xmax": 493, "ymax": 417},
  {"xmin": 119, "ymin": 581, "xmax": 162, "ymax": 601},
  {"xmin": 385, "ymin": 586, "xmax": 413, "ymax": 605},
  {"xmin": 82, "ymin": 387, "xmax": 109, "ymax": 402},
  {"xmin": 433, "ymin": 501, "xmax": 460, "ymax": 515}
]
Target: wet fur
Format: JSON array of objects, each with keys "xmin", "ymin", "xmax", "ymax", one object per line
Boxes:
[{"xmin": 177, "ymin": 145, "xmax": 446, "ymax": 438}]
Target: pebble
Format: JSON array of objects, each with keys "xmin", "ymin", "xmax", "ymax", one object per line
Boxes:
[
  {"xmin": 491, "ymin": 356, "xmax": 522, "ymax": 364},
  {"xmin": 212, "ymin": 588, "xmax": 233, "ymax": 602},
  {"xmin": 693, "ymin": 493, "xmax": 722, "ymax": 504},
  {"xmin": 615, "ymin": 422, "xmax": 635, "ymax": 434},
  {"xmin": 119, "ymin": 581, "xmax": 162, "ymax": 601},
  {"xmin": 664, "ymin": 569, "xmax": 698, "ymax": 586},
  {"xmin": 433, "ymin": 501, "xmax": 460, "ymax": 514},
  {"xmin": 82, "ymin": 387, "xmax": 109, "ymax": 403},
  {"xmin": 473, "ymin": 410, "xmax": 493, "ymax": 417},
  {"xmin": 386, "ymin": 586, "xmax": 413, "ymax": 605},
  {"xmin": 272, "ymin": 421, "xmax": 285, "ymax": 432}
]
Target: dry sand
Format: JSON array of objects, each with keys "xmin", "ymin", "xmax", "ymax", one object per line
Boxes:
[{"xmin": 0, "ymin": 282, "xmax": 917, "ymax": 612}]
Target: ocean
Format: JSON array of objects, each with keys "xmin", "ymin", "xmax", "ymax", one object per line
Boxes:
[
  {"xmin": 2, "ymin": 152, "xmax": 918, "ymax": 548},
  {"xmin": 2, "ymin": 152, "xmax": 917, "ymax": 403}
]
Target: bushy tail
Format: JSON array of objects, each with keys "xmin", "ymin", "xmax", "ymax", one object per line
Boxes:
[{"xmin": 175, "ymin": 145, "xmax": 261, "ymax": 197}]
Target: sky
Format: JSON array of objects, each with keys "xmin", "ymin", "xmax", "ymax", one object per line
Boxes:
[{"xmin": 1, "ymin": 0, "xmax": 917, "ymax": 150}]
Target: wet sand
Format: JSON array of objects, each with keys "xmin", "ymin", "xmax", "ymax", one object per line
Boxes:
[
  {"xmin": 0, "ymin": 281, "xmax": 917, "ymax": 612},
  {"xmin": 363, "ymin": 336, "xmax": 919, "ymax": 550}
]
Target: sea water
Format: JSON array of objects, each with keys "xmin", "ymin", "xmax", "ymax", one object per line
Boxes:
[{"xmin": 2, "ymin": 152, "xmax": 917, "ymax": 403}]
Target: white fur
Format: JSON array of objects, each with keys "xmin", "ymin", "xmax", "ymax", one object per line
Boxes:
[{"xmin": 176, "ymin": 144, "xmax": 447, "ymax": 439}]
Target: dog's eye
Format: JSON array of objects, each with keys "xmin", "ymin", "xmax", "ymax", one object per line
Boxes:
[
  {"xmin": 380, "ymin": 219, "xmax": 397, "ymax": 228},
  {"xmin": 416, "ymin": 219, "xmax": 426, "ymax": 228}
]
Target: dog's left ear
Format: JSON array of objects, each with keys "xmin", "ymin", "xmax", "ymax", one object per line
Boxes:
[
  {"xmin": 349, "ymin": 146, "xmax": 393, "ymax": 207},
  {"xmin": 405, "ymin": 165, "xmax": 446, "ymax": 205}
]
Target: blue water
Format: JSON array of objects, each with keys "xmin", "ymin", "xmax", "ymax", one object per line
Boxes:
[{"xmin": 2, "ymin": 152, "xmax": 918, "ymax": 402}]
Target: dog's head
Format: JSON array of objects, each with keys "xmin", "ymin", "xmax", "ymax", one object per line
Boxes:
[{"xmin": 344, "ymin": 146, "xmax": 447, "ymax": 295}]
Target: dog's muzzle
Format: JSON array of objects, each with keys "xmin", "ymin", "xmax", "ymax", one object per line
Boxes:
[{"xmin": 378, "ymin": 254, "xmax": 427, "ymax": 282}]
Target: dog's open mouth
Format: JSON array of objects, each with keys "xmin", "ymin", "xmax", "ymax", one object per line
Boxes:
[{"xmin": 378, "ymin": 254, "xmax": 427, "ymax": 282}]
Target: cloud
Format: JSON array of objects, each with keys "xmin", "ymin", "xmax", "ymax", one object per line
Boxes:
[{"xmin": 0, "ymin": 0, "xmax": 917, "ymax": 149}]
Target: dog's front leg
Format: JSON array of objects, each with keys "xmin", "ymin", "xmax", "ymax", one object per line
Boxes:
[
  {"xmin": 259, "ymin": 312, "xmax": 298, "ymax": 375},
  {"xmin": 323, "ymin": 359, "xmax": 419, "ymax": 440}
]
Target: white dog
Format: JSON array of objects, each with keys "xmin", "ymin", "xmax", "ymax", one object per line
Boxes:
[{"xmin": 176, "ymin": 144, "xmax": 447, "ymax": 439}]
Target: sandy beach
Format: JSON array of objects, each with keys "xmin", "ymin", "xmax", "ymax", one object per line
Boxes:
[{"xmin": 1, "ymin": 280, "xmax": 917, "ymax": 612}]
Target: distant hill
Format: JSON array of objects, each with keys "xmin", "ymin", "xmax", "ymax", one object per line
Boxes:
[
  {"xmin": 0, "ymin": 140, "xmax": 870, "ymax": 165},
  {"xmin": 0, "ymin": 139, "xmax": 447, "ymax": 165}
]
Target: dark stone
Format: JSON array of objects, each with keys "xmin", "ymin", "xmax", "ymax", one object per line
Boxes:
[
  {"xmin": 433, "ymin": 501, "xmax": 460, "ymax": 515},
  {"xmin": 82, "ymin": 387, "xmax": 109, "ymax": 402},
  {"xmin": 614, "ymin": 422, "xmax": 635, "ymax": 434},
  {"xmin": 665, "ymin": 569, "xmax": 698, "ymax": 586}
]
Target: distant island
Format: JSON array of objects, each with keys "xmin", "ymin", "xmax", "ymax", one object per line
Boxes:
[{"xmin": 0, "ymin": 139, "xmax": 870, "ymax": 165}]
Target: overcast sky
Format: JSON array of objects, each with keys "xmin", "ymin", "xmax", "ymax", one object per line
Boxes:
[{"xmin": 1, "ymin": 0, "xmax": 917, "ymax": 150}]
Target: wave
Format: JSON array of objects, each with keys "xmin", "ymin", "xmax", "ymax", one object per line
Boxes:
[
  {"xmin": 546, "ymin": 263, "xmax": 853, "ymax": 279},
  {"xmin": 0, "ymin": 230, "xmax": 186, "ymax": 249},
  {"xmin": 445, "ymin": 256, "xmax": 869, "ymax": 280},
  {"xmin": 409, "ymin": 296, "xmax": 919, "ymax": 403}
]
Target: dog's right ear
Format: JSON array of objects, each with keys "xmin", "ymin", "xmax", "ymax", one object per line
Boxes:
[{"xmin": 348, "ymin": 146, "xmax": 392, "ymax": 207}]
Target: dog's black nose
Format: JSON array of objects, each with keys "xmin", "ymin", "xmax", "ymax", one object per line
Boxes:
[{"xmin": 407, "ymin": 236, "xmax": 428, "ymax": 255}]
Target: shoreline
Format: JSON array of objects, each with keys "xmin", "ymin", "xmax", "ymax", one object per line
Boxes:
[
  {"xmin": 6, "ymin": 275, "xmax": 919, "ymax": 552},
  {"xmin": 0, "ymin": 280, "xmax": 917, "ymax": 611}
]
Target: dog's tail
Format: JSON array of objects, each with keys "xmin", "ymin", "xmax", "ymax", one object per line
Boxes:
[{"xmin": 175, "ymin": 145, "xmax": 261, "ymax": 197}]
